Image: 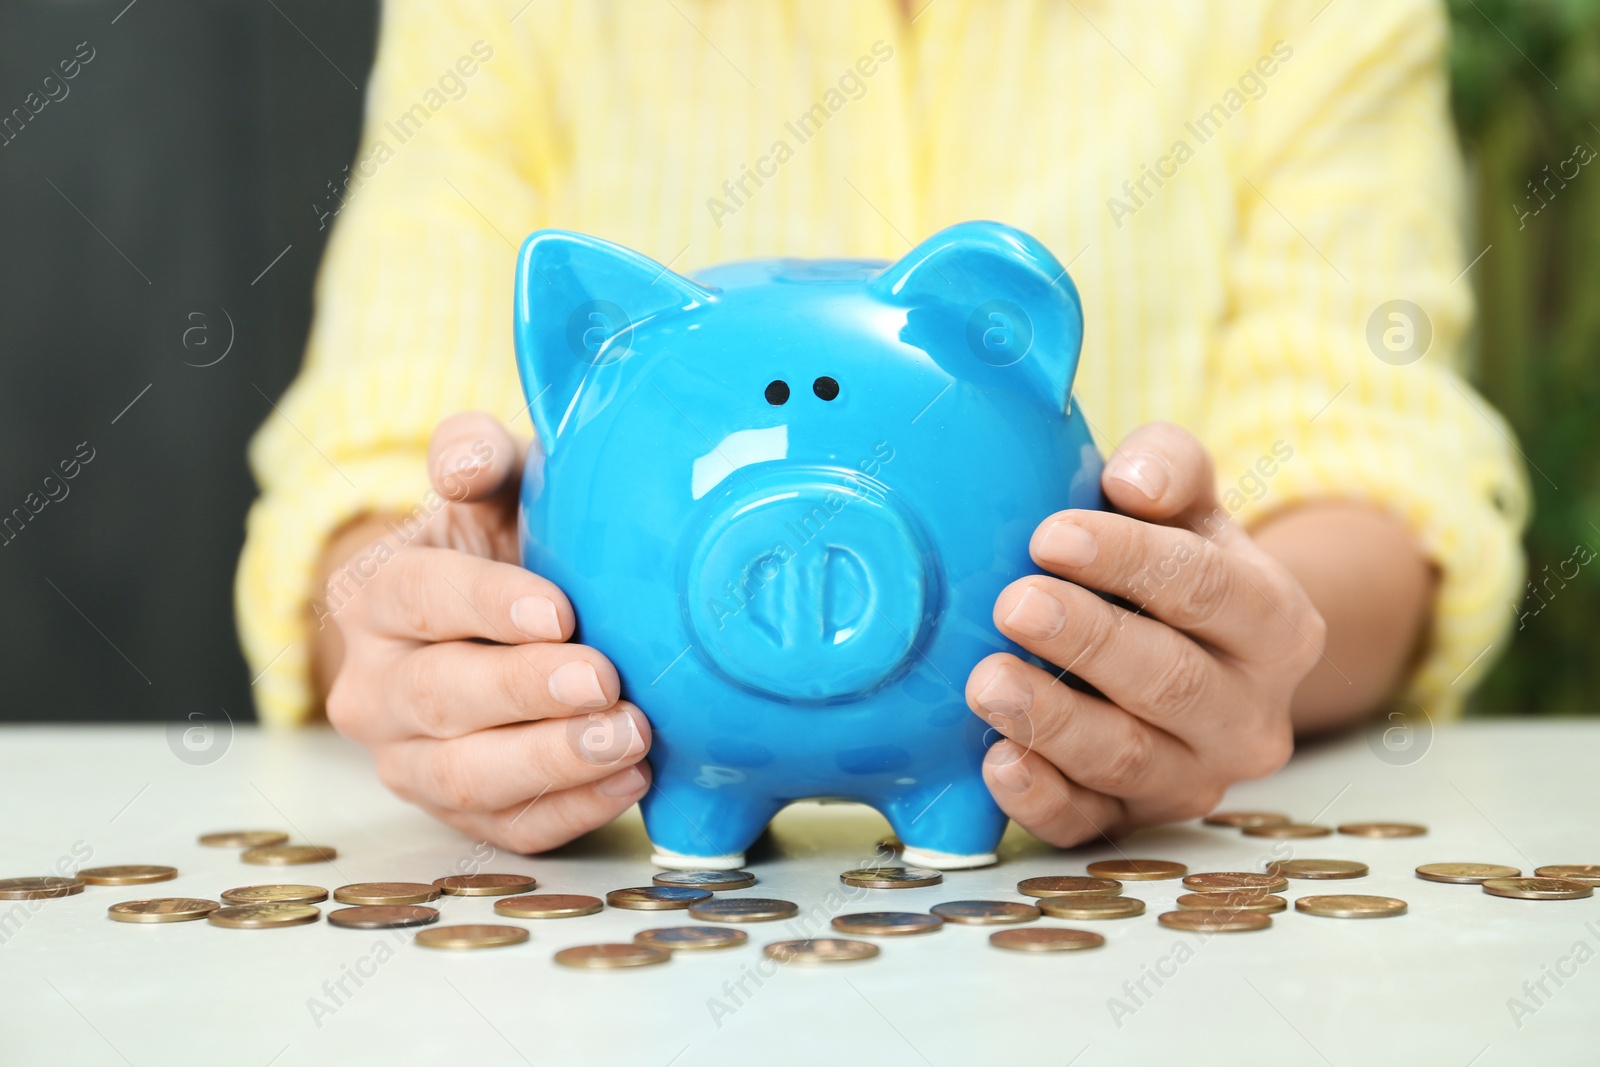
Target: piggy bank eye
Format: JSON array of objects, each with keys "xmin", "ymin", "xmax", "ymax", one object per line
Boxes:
[
  {"xmin": 812, "ymin": 376, "xmax": 840, "ymax": 401},
  {"xmin": 764, "ymin": 380, "xmax": 790, "ymax": 405}
]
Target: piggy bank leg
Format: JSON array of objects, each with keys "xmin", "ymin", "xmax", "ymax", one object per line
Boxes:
[
  {"xmin": 640, "ymin": 774, "xmax": 782, "ymax": 871},
  {"xmin": 877, "ymin": 777, "xmax": 1005, "ymax": 870}
]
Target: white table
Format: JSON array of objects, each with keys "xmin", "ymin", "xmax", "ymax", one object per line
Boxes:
[{"xmin": 3, "ymin": 721, "xmax": 1597, "ymax": 1066}]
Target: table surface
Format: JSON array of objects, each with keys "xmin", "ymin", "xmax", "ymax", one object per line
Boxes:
[{"xmin": 3, "ymin": 721, "xmax": 1597, "ymax": 1066}]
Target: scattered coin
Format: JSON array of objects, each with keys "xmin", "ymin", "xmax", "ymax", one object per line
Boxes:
[
  {"xmin": 1086, "ymin": 859, "xmax": 1187, "ymax": 881},
  {"xmin": 1159, "ymin": 909, "xmax": 1272, "ymax": 932},
  {"xmin": 415, "ymin": 924, "xmax": 529, "ymax": 949},
  {"xmin": 555, "ymin": 943, "xmax": 670, "ymax": 968},
  {"xmin": 107, "ymin": 898, "xmax": 219, "ymax": 923},
  {"xmin": 1183, "ymin": 872, "xmax": 1289, "ymax": 893},
  {"xmin": 197, "ymin": 831, "xmax": 289, "ymax": 849},
  {"xmin": 1534, "ymin": 865, "xmax": 1600, "ymax": 887},
  {"xmin": 1202, "ymin": 811, "xmax": 1291, "ymax": 829},
  {"xmin": 839, "ymin": 867, "xmax": 943, "ymax": 889},
  {"xmin": 0, "ymin": 877, "xmax": 84, "ymax": 900},
  {"xmin": 989, "ymin": 928, "xmax": 1105, "ymax": 952},
  {"xmin": 1242, "ymin": 824, "xmax": 1331, "ymax": 839},
  {"xmin": 832, "ymin": 911, "xmax": 945, "ymax": 936},
  {"xmin": 328, "ymin": 905, "xmax": 439, "ymax": 929},
  {"xmin": 606, "ymin": 886, "xmax": 713, "ymax": 911},
  {"xmin": 79, "ymin": 865, "xmax": 177, "ymax": 886},
  {"xmin": 433, "ymin": 874, "xmax": 536, "ymax": 897},
  {"xmin": 1481, "ymin": 878, "xmax": 1593, "ymax": 901},
  {"xmin": 1016, "ymin": 876, "xmax": 1123, "ymax": 898},
  {"xmin": 333, "ymin": 882, "xmax": 441, "ymax": 906},
  {"xmin": 929, "ymin": 901, "xmax": 1040, "ymax": 925},
  {"xmin": 1415, "ymin": 863, "xmax": 1521, "ymax": 885},
  {"xmin": 651, "ymin": 870, "xmax": 756, "ymax": 891},
  {"xmin": 634, "ymin": 926, "xmax": 748, "ymax": 951},
  {"xmin": 688, "ymin": 897, "xmax": 799, "ymax": 923},
  {"xmin": 1266, "ymin": 860, "xmax": 1369, "ymax": 880},
  {"xmin": 207, "ymin": 903, "xmax": 321, "ymax": 929},
  {"xmin": 1036, "ymin": 896, "xmax": 1146, "ymax": 920},
  {"xmin": 494, "ymin": 894, "xmax": 605, "ymax": 919},
  {"xmin": 1176, "ymin": 893, "xmax": 1286, "ymax": 914},
  {"xmin": 241, "ymin": 845, "xmax": 338, "ymax": 866},
  {"xmin": 221, "ymin": 884, "xmax": 328, "ymax": 905},
  {"xmin": 1294, "ymin": 894, "xmax": 1409, "ymax": 918},
  {"xmin": 763, "ymin": 938, "xmax": 880, "ymax": 962},
  {"xmin": 1338, "ymin": 822, "xmax": 1427, "ymax": 838}
]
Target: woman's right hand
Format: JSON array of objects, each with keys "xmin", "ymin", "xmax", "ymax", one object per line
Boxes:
[{"xmin": 314, "ymin": 411, "xmax": 652, "ymax": 853}]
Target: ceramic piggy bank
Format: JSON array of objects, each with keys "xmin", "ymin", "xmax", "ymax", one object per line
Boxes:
[{"xmin": 514, "ymin": 221, "xmax": 1102, "ymax": 870}]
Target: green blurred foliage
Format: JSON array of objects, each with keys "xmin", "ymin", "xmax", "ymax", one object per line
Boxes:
[{"xmin": 1446, "ymin": 0, "xmax": 1600, "ymax": 715}]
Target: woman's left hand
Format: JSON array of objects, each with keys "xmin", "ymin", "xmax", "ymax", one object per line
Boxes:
[{"xmin": 966, "ymin": 421, "xmax": 1327, "ymax": 844}]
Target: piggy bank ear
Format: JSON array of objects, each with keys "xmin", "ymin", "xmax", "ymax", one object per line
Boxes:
[
  {"xmin": 869, "ymin": 221, "xmax": 1084, "ymax": 411},
  {"xmin": 515, "ymin": 230, "xmax": 712, "ymax": 449}
]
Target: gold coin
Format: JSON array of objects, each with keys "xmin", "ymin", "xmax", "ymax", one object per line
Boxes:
[
  {"xmin": 494, "ymin": 894, "xmax": 605, "ymax": 919},
  {"xmin": 1183, "ymin": 872, "xmax": 1289, "ymax": 893},
  {"xmin": 831, "ymin": 911, "xmax": 945, "ymax": 935},
  {"xmin": 1036, "ymin": 895, "xmax": 1146, "ymax": 920},
  {"xmin": 1086, "ymin": 859, "xmax": 1186, "ymax": 881},
  {"xmin": 1294, "ymin": 894, "xmax": 1409, "ymax": 918},
  {"xmin": 554, "ymin": 943, "xmax": 670, "ymax": 968},
  {"xmin": 328, "ymin": 905, "xmax": 439, "ymax": 929},
  {"xmin": 1202, "ymin": 811, "xmax": 1291, "ymax": 829},
  {"xmin": 606, "ymin": 886, "xmax": 712, "ymax": 911},
  {"xmin": 989, "ymin": 928, "xmax": 1105, "ymax": 952},
  {"xmin": 1266, "ymin": 860, "xmax": 1369, "ymax": 880},
  {"xmin": 432, "ymin": 874, "xmax": 536, "ymax": 897},
  {"xmin": 634, "ymin": 926, "xmax": 748, "ymax": 951},
  {"xmin": 763, "ymin": 938, "xmax": 880, "ymax": 962},
  {"xmin": 241, "ymin": 845, "xmax": 338, "ymax": 866},
  {"xmin": 1338, "ymin": 822, "xmax": 1427, "ymax": 838},
  {"xmin": 1481, "ymin": 878, "xmax": 1593, "ymax": 901},
  {"xmin": 839, "ymin": 867, "xmax": 943, "ymax": 889},
  {"xmin": 333, "ymin": 882, "xmax": 441, "ymax": 906},
  {"xmin": 1414, "ymin": 863, "xmax": 1521, "ymax": 885},
  {"xmin": 220, "ymin": 884, "xmax": 328, "ymax": 905},
  {"xmin": 415, "ymin": 923, "xmax": 530, "ymax": 949},
  {"xmin": 107, "ymin": 898, "xmax": 219, "ymax": 923},
  {"xmin": 687, "ymin": 897, "xmax": 799, "ymax": 923},
  {"xmin": 651, "ymin": 870, "xmax": 757, "ymax": 890},
  {"xmin": 1016, "ymin": 876, "xmax": 1123, "ymax": 898},
  {"xmin": 1159, "ymin": 909, "xmax": 1273, "ymax": 932},
  {"xmin": 1534, "ymin": 865, "xmax": 1600, "ymax": 887},
  {"xmin": 197, "ymin": 831, "xmax": 289, "ymax": 849},
  {"xmin": 0, "ymin": 876, "xmax": 84, "ymax": 900},
  {"xmin": 207, "ymin": 903, "xmax": 321, "ymax": 929},
  {"xmin": 79, "ymin": 865, "xmax": 177, "ymax": 886},
  {"xmin": 929, "ymin": 901, "xmax": 1041, "ymax": 925},
  {"xmin": 1176, "ymin": 893, "xmax": 1286, "ymax": 914},
  {"xmin": 1242, "ymin": 823, "xmax": 1331, "ymax": 839}
]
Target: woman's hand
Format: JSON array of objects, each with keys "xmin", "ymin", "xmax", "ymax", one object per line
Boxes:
[
  {"xmin": 314, "ymin": 411, "xmax": 651, "ymax": 853},
  {"xmin": 966, "ymin": 422, "xmax": 1328, "ymax": 845}
]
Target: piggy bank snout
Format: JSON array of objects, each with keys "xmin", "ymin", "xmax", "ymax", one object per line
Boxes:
[{"xmin": 684, "ymin": 468, "xmax": 931, "ymax": 702}]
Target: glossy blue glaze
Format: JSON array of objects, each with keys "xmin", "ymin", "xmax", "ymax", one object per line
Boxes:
[{"xmin": 514, "ymin": 221, "xmax": 1103, "ymax": 868}]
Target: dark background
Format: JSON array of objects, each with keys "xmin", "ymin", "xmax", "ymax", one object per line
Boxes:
[
  {"xmin": 2, "ymin": 0, "xmax": 1596, "ymax": 724},
  {"xmin": 0, "ymin": 0, "xmax": 377, "ymax": 723}
]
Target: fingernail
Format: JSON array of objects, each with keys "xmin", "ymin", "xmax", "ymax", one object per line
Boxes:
[
  {"xmin": 1105, "ymin": 449, "xmax": 1170, "ymax": 500},
  {"xmin": 595, "ymin": 764, "xmax": 648, "ymax": 798},
  {"xmin": 511, "ymin": 595, "xmax": 562, "ymax": 640},
  {"xmin": 437, "ymin": 443, "xmax": 482, "ymax": 481},
  {"xmin": 548, "ymin": 661, "xmax": 610, "ymax": 708},
  {"xmin": 989, "ymin": 746, "xmax": 1033, "ymax": 793},
  {"xmin": 1038, "ymin": 521, "xmax": 1098, "ymax": 568},
  {"xmin": 577, "ymin": 709, "xmax": 645, "ymax": 763},
  {"xmin": 1003, "ymin": 586, "xmax": 1066, "ymax": 640},
  {"xmin": 975, "ymin": 666, "xmax": 1032, "ymax": 719}
]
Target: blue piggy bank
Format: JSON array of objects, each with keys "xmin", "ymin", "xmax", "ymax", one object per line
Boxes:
[{"xmin": 514, "ymin": 221, "xmax": 1102, "ymax": 870}]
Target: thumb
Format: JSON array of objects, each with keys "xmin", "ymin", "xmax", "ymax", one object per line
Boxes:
[
  {"xmin": 1101, "ymin": 422, "xmax": 1238, "ymax": 544},
  {"xmin": 427, "ymin": 411, "xmax": 523, "ymax": 504}
]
